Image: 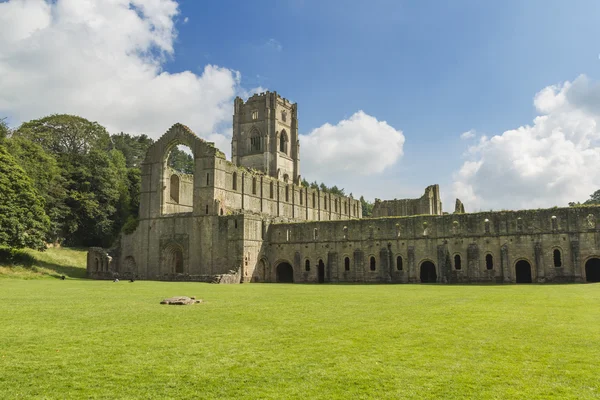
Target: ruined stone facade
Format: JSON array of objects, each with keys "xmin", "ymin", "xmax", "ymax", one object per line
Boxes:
[
  {"xmin": 372, "ymin": 184, "xmax": 443, "ymax": 217},
  {"xmin": 87, "ymin": 92, "xmax": 600, "ymax": 284}
]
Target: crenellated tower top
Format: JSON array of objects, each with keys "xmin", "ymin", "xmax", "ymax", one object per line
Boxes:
[{"xmin": 231, "ymin": 91, "xmax": 300, "ymax": 184}]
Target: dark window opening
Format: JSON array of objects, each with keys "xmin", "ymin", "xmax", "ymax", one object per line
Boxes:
[
  {"xmin": 313, "ymin": 193, "xmax": 316, "ymax": 207},
  {"xmin": 252, "ymin": 177, "xmax": 257, "ymax": 195},
  {"xmin": 454, "ymin": 254, "xmax": 462, "ymax": 270},
  {"xmin": 344, "ymin": 257, "xmax": 350, "ymax": 271},
  {"xmin": 206, "ymin": 173, "xmax": 209, "ymax": 186},
  {"xmin": 205, "ymin": 205, "xmax": 209, "ymax": 214},
  {"xmin": 553, "ymin": 249, "xmax": 562, "ymax": 267},
  {"xmin": 285, "ymin": 186, "xmax": 289, "ymax": 202},
  {"xmin": 305, "ymin": 260, "xmax": 310, "ymax": 272},
  {"xmin": 317, "ymin": 260, "xmax": 325, "ymax": 283},
  {"xmin": 486, "ymin": 254, "xmax": 493, "ymax": 270},
  {"xmin": 220, "ymin": 208, "xmax": 223, "ymax": 215},
  {"xmin": 170, "ymin": 174, "xmax": 180, "ymax": 203},
  {"xmin": 396, "ymin": 256, "xmax": 403, "ymax": 271},
  {"xmin": 234, "ymin": 220, "xmax": 238, "ymax": 229},
  {"xmin": 324, "ymin": 197, "xmax": 327, "ymax": 210},
  {"xmin": 300, "ymin": 190, "xmax": 303, "ymax": 205},
  {"xmin": 232, "ymin": 172, "xmax": 237, "ymax": 190},
  {"xmin": 269, "ymin": 182, "xmax": 274, "ymax": 199},
  {"xmin": 370, "ymin": 256, "xmax": 376, "ymax": 271}
]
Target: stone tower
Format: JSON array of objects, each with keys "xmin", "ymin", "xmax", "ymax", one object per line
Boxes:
[{"xmin": 231, "ymin": 91, "xmax": 300, "ymax": 184}]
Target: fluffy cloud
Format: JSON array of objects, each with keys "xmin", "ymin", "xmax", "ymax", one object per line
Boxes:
[
  {"xmin": 453, "ymin": 75, "xmax": 600, "ymax": 210},
  {"xmin": 0, "ymin": 0, "xmax": 242, "ymax": 150},
  {"xmin": 460, "ymin": 129, "xmax": 476, "ymax": 140},
  {"xmin": 301, "ymin": 111, "xmax": 405, "ymax": 182}
]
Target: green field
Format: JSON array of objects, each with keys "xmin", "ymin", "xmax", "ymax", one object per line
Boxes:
[{"xmin": 1, "ymin": 249, "xmax": 599, "ymax": 399}]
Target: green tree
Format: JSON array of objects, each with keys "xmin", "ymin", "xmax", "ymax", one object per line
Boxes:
[
  {"xmin": 110, "ymin": 132, "xmax": 154, "ymax": 168},
  {"xmin": 360, "ymin": 196, "xmax": 374, "ymax": 217},
  {"xmin": 167, "ymin": 146, "xmax": 194, "ymax": 174},
  {"xmin": 0, "ymin": 117, "xmax": 9, "ymax": 140},
  {"xmin": 4, "ymin": 136, "xmax": 67, "ymax": 244},
  {"xmin": 0, "ymin": 144, "xmax": 50, "ymax": 250},
  {"xmin": 14, "ymin": 114, "xmax": 110, "ymax": 156},
  {"xmin": 61, "ymin": 149, "xmax": 129, "ymax": 247}
]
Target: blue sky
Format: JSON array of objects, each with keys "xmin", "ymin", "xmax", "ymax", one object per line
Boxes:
[
  {"xmin": 174, "ymin": 0, "xmax": 600, "ymax": 204},
  {"xmin": 2, "ymin": 0, "xmax": 600, "ymax": 210}
]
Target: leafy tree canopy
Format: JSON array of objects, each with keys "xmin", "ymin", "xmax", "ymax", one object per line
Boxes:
[
  {"xmin": 110, "ymin": 132, "xmax": 154, "ymax": 168},
  {"xmin": 0, "ymin": 144, "xmax": 50, "ymax": 250},
  {"xmin": 14, "ymin": 114, "xmax": 110, "ymax": 156},
  {"xmin": 360, "ymin": 196, "xmax": 374, "ymax": 217},
  {"xmin": 0, "ymin": 117, "xmax": 9, "ymax": 140},
  {"xmin": 167, "ymin": 146, "xmax": 194, "ymax": 174}
]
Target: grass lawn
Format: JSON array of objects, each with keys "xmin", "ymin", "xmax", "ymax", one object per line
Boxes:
[{"xmin": 0, "ymin": 249, "xmax": 599, "ymax": 399}]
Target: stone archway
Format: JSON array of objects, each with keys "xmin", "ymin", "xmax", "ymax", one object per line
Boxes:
[
  {"xmin": 162, "ymin": 243, "xmax": 184, "ymax": 274},
  {"xmin": 515, "ymin": 260, "xmax": 532, "ymax": 283},
  {"xmin": 317, "ymin": 259, "xmax": 325, "ymax": 283},
  {"xmin": 585, "ymin": 258, "xmax": 600, "ymax": 282},
  {"xmin": 276, "ymin": 262, "xmax": 294, "ymax": 283},
  {"xmin": 420, "ymin": 261, "xmax": 437, "ymax": 283}
]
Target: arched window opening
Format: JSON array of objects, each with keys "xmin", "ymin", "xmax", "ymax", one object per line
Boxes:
[
  {"xmin": 553, "ymin": 249, "xmax": 562, "ymax": 267},
  {"xmin": 300, "ymin": 189, "xmax": 303, "ymax": 205},
  {"xmin": 250, "ymin": 129, "xmax": 262, "ymax": 152},
  {"xmin": 206, "ymin": 173, "xmax": 209, "ymax": 186},
  {"xmin": 232, "ymin": 172, "xmax": 237, "ymax": 190},
  {"xmin": 279, "ymin": 131, "xmax": 288, "ymax": 154},
  {"xmin": 269, "ymin": 182, "xmax": 274, "ymax": 199},
  {"xmin": 344, "ymin": 257, "xmax": 350, "ymax": 271},
  {"xmin": 205, "ymin": 204, "xmax": 209, "ymax": 214},
  {"xmin": 486, "ymin": 254, "xmax": 493, "ymax": 270},
  {"xmin": 370, "ymin": 256, "xmax": 376, "ymax": 271},
  {"xmin": 285, "ymin": 186, "xmax": 289, "ymax": 202},
  {"xmin": 164, "ymin": 144, "xmax": 194, "ymax": 214},
  {"xmin": 252, "ymin": 177, "xmax": 257, "ymax": 195},
  {"xmin": 305, "ymin": 260, "xmax": 310, "ymax": 272},
  {"xmin": 220, "ymin": 208, "xmax": 224, "ymax": 215},
  {"xmin": 312, "ymin": 193, "xmax": 316, "ymax": 208},
  {"xmin": 454, "ymin": 254, "xmax": 462, "ymax": 270},
  {"xmin": 170, "ymin": 174, "xmax": 180, "ymax": 203},
  {"xmin": 396, "ymin": 256, "xmax": 403, "ymax": 271},
  {"xmin": 314, "ymin": 228, "xmax": 318, "ymax": 240},
  {"xmin": 324, "ymin": 196, "xmax": 328, "ymax": 210}
]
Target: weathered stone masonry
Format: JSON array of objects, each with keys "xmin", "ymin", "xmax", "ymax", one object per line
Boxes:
[{"xmin": 87, "ymin": 91, "xmax": 600, "ymax": 284}]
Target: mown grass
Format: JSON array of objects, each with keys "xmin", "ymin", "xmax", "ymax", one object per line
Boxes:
[
  {"xmin": 0, "ymin": 247, "xmax": 87, "ymax": 279},
  {"xmin": 1, "ymin": 260, "xmax": 599, "ymax": 400}
]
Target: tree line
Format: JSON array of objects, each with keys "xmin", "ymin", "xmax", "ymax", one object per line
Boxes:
[
  {"xmin": 0, "ymin": 114, "xmax": 192, "ymax": 251},
  {"xmin": 0, "ymin": 113, "xmax": 381, "ymax": 252}
]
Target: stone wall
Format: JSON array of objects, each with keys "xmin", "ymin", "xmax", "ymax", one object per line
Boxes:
[
  {"xmin": 259, "ymin": 206, "xmax": 600, "ymax": 284},
  {"xmin": 372, "ymin": 184, "xmax": 443, "ymax": 217}
]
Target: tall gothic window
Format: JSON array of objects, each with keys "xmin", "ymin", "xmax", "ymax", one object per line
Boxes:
[{"xmin": 279, "ymin": 130, "xmax": 288, "ymax": 154}]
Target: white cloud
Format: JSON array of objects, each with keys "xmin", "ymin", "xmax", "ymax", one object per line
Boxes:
[
  {"xmin": 460, "ymin": 129, "xmax": 476, "ymax": 140},
  {"xmin": 183, "ymin": 16, "xmax": 189, "ymax": 24},
  {"xmin": 301, "ymin": 111, "xmax": 405, "ymax": 184},
  {"xmin": 0, "ymin": 0, "xmax": 244, "ymax": 152},
  {"xmin": 453, "ymin": 75, "xmax": 600, "ymax": 210},
  {"xmin": 264, "ymin": 38, "xmax": 282, "ymax": 52}
]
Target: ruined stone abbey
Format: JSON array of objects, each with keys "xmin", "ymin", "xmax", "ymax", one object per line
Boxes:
[{"xmin": 88, "ymin": 91, "xmax": 600, "ymax": 284}]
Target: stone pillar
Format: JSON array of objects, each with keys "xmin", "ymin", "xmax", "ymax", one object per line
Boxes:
[
  {"xmin": 467, "ymin": 243, "xmax": 479, "ymax": 283},
  {"xmin": 501, "ymin": 244, "xmax": 510, "ymax": 283},
  {"xmin": 437, "ymin": 243, "xmax": 449, "ymax": 283},
  {"xmin": 534, "ymin": 241, "xmax": 545, "ymax": 282},
  {"xmin": 571, "ymin": 239, "xmax": 581, "ymax": 282},
  {"xmin": 408, "ymin": 246, "xmax": 416, "ymax": 283}
]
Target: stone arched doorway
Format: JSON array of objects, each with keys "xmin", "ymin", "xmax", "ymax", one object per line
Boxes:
[
  {"xmin": 420, "ymin": 261, "xmax": 437, "ymax": 283},
  {"xmin": 585, "ymin": 258, "xmax": 600, "ymax": 282},
  {"xmin": 276, "ymin": 262, "xmax": 294, "ymax": 283},
  {"xmin": 162, "ymin": 243, "xmax": 184, "ymax": 274},
  {"xmin": 317, "ymin": 259, "xmax": 325, "ymax": 283},
  {"xmin": 515, "ymin": 260, "xmax": 532, "ymax": 283},
  {"xmin": 122, "ymin": 256, "xmax": 137, "ymax": 277}
]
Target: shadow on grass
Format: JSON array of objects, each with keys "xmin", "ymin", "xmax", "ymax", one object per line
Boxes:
[{"xmin": 0, "ymin": 248, "xmax": 88, "ymax": 279}]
